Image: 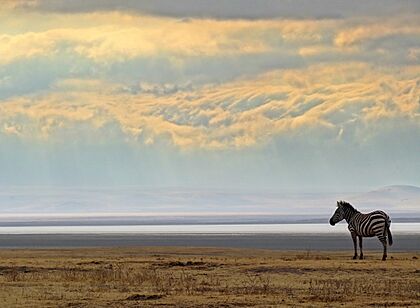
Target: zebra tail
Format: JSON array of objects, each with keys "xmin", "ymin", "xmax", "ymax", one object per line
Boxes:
[{"xmin": 386, "ymin": 219, "xmax": 393, "ymax": 246}]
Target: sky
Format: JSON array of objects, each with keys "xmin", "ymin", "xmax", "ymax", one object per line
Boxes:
[{"xmin": 0, "ymin": 0, "xmax": 419, "ymax": 192}]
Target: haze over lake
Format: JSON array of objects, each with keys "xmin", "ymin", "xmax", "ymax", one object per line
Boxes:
[{"xmin": 1, "ymin": 185, "xmax": 419, "ymax": 217}]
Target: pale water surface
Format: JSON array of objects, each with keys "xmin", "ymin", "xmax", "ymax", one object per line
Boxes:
[{"xmin": 0, "ymin": 223, "xmax": 418, "ymax": 235}]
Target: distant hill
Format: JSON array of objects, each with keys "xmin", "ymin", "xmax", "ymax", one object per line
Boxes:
[
  {"xmin": 0, "ymin": 185, "xmax": 418, "ymax": 219},
  {"xmin": 353, "ymin": 185, "xmax": 420, "ymax": 200},
  {"xmin": 347, "ymin": 185, "xmax": 420, "ymax": 213}
]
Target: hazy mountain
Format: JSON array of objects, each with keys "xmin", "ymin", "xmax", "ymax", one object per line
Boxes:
[
  {"xmin": 359, "ymin": 185, "xmax": 420, "ymax": 197},
  {"xmin": 0, "ymin": 185, "xmax": 418, "ymax": 221},
  {"xmin": 346, "ymin": 185, "xmax": 420, "ymax": 213}
]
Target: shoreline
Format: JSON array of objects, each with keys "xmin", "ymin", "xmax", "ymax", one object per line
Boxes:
[{"xmin": 0, "ymin": 233, "xmax": 418, "ymax": 251}]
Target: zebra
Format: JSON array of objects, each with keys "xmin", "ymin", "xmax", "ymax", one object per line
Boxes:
[{"xmin": 329, "ymin": 201, "xmax": 393, "ymax": 261}]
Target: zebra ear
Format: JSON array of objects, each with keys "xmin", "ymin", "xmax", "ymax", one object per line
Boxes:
[{"xmin": 336, "ymin": 201, "xmax": 339, "ymax": 207}]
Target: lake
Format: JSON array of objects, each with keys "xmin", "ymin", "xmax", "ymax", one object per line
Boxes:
[{"xmin": 0, "ymin": 222, "xmax": 418, "ymax": 234}]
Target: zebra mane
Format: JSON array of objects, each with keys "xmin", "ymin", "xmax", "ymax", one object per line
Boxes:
[{"xmin": 337, "ymin": 200, "xmax": 359, "ymax": 212}]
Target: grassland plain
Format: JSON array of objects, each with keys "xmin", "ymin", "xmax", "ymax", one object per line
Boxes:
[{"xmin": 0, "ymin": 247, "xmax": 418, "ymax": 307}]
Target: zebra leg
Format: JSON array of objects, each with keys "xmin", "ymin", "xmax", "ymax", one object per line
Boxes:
[
  {"xmin": 351, "ymin": 232, "xmax": 358, "ymax": 259},
  {"xmin": 378, "ymin": 235, "xmax": 387, "ymax": 261},
  {"xmin": 358, "ymin": 236, "xmax": 363, "ymax": 260}
]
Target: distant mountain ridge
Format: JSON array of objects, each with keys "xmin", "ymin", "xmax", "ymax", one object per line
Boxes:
[
  {"xmin": 348, "ymin": 185, "xmax": 420, "ymax": 212},
  {"xmin": 0, "ymin": 185, "xmax": 418, "ymax": 217},
  {"xmin": 366, "ymin": 185, "xmax": 420, "ymax": 194},
  {"xmin": 354, "ymin": 184, "xmax": 420, "ymax": 198}
]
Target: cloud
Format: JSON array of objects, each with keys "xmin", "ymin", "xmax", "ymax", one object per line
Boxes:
[
  {"xmin": 1, "ymin": 63, "xmax": 419, "ymax": 149},
  {"xmin": 0, "ymin": 32, "xmax": 56, "ymax": 65},
  {"xmin": 1, "ymin": 0, "xmax": 39, "ymax": 10},
  {"xmin": 0, "ymin": 11, "xmax": 420, "ymax": 82},
  {"xmin": 334, "ymin": 17, "xmax": 420, "ymax": 47},
  {"xmin": 407, "ymin": 48, "xmax": 420, "ymax": 61},
  {"xmin": 16, "ymin": 0, "xmax": 420, "ymax": 20},
  {"xmin": 1, "ymin": 10, "xmax": 418, "ymax": 103},
  {"xmin": 1, "ymin": 7, "xmax": 419, "ymax": 151},
  {"xmin": 3, "ymin": 123, "xmax": 22, "ymax": 136},
  {"xmin": 0, "ymin": 13, "xmax": 336, "ymax": 66}
]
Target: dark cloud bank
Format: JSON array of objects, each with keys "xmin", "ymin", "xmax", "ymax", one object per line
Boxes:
[{"xmin": 31, "ymin": 0, "xmax": 419, "ymax": 19}]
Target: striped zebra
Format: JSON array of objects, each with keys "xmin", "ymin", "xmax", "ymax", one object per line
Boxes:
[{"xmin": 329, "ymin": 201, "xmax": 393, "ymax": 261}]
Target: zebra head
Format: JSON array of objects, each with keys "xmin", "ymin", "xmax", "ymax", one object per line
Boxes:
[{"xmin": 329, "ymin": 201, "xmax": 345, "ymax": 226}]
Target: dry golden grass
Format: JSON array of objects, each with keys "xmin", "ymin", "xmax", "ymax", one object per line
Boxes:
[{"xmin": 0, "ymin": 247, "xmax": 418, "ymax": 307}]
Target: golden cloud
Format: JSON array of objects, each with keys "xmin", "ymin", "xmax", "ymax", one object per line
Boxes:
[
  {"xmin": 0, "ymin": 9, "xmax": 418, "ymax": 71},
  {"xmin": 334, "ymin": 16, "xmax": 420, "ymax": 47},
  {"xmin": 0, "ymin": 11, "xmax": 337, "ymax": 65},
  {"xmin": 1, "ymin": 63, "xmax": 419, "ymax": 148}
]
